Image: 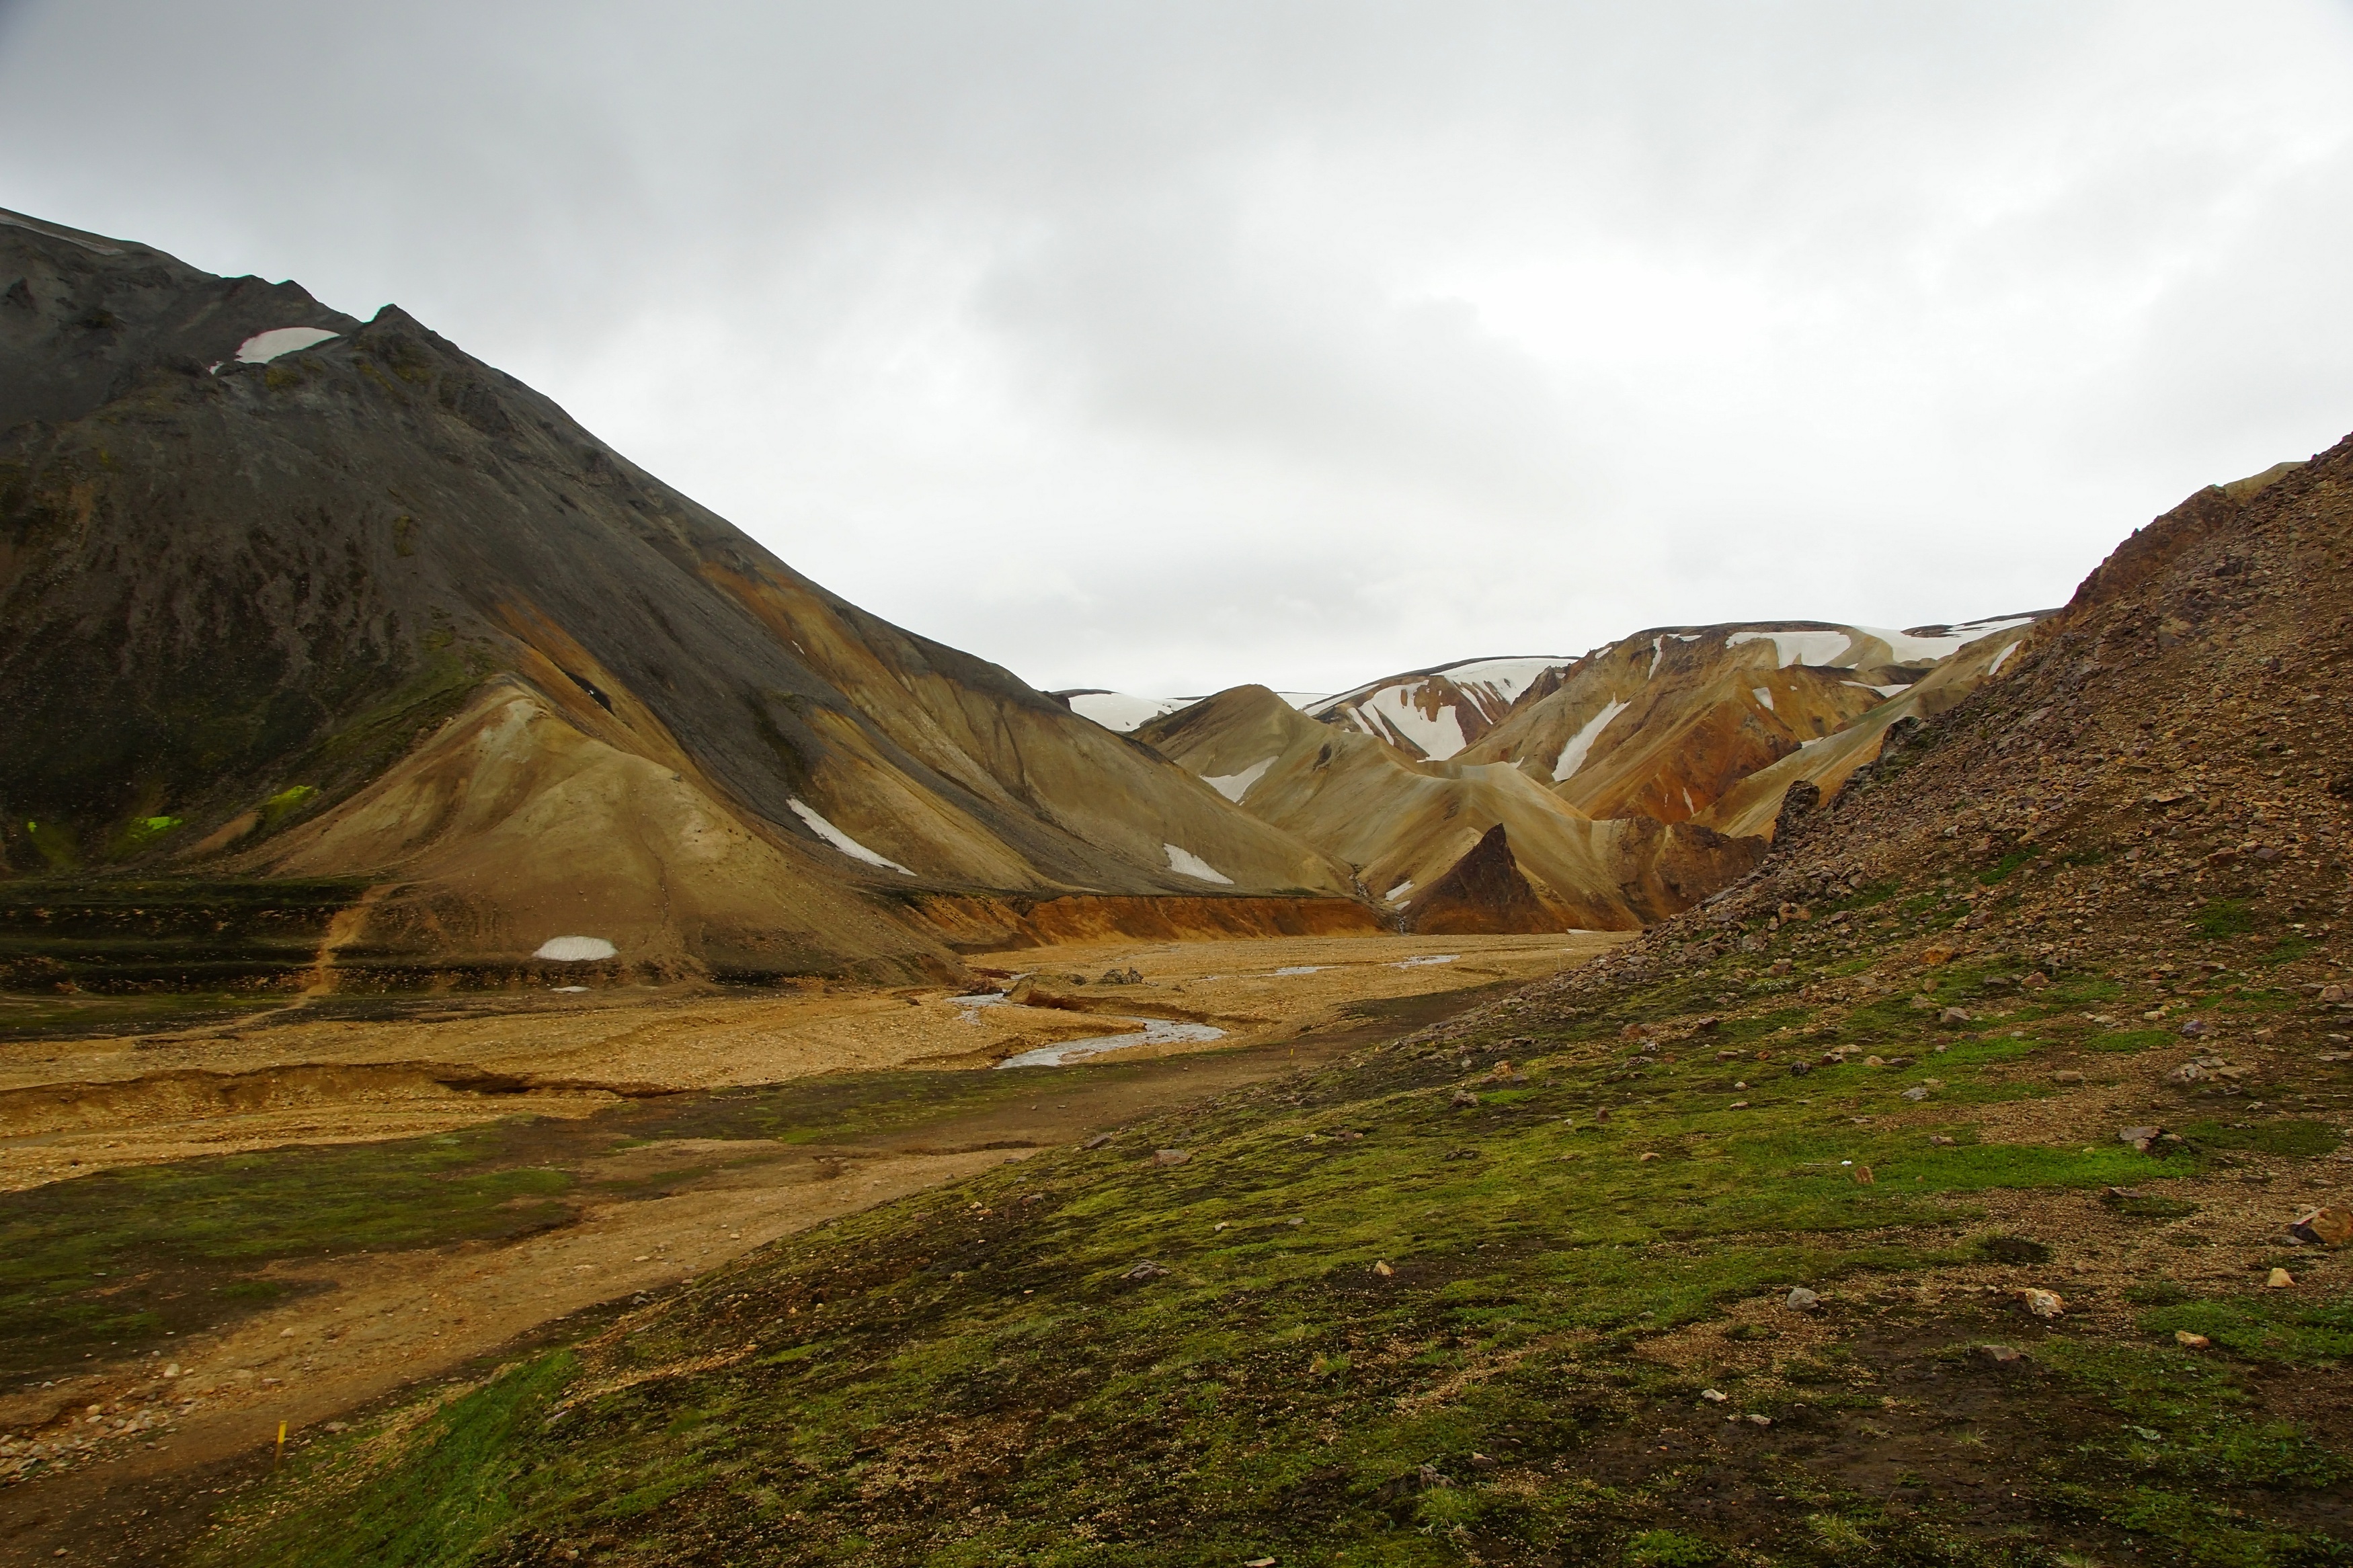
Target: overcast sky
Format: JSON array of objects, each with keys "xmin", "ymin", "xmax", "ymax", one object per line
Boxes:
[{"xmin": 3, "ymin": 3, "xmax": 2349, "ymax": 697}]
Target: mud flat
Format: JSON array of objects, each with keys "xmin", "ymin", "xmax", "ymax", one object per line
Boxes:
[{"xmin": 0, "ymin": 931, "xmax": 1618, "ymax": 1565}]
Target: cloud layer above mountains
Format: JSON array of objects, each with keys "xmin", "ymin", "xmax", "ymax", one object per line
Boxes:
[{"xmin": 3, "ymin": 1, "xmax": 2348, "ymax": 694}]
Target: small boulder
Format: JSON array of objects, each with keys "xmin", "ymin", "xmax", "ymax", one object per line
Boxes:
[
  {"xmin": 1371, "ymin": 1260, "xmax": 1394, "ymax": 1278},
  {"xmin": 1700, "ymin": 1388, "xmax": 1729, "ymax": 1403},
  {"xmin": 2266, "ymin": 1267, "xmax": 2295, "ymax": 1288},
  {"xmin": 1451, "ymin": 1088, "xmax": 1482, "ymax": 1108},
  {"xmin": 2288, "ymin": 1206, "xmax": 2353, "ymax": 1247},
  {"xmin": 1852, "ymin": 1164, "xmax": 1875, "ymax": 1185},
  {"xmin": 2319, "ymin": 984, "xmax": 2345, "ymax": 1003},
  {"xmin": 1123, "ymin": 1260, "xmax": 1170, "ymax": 1282},
  {"xmin": 2052, "ymin": 1070, "xmax": 2085, "ymax": 1085},
  {"xmin": 2174, "ymin": 1331, "xmax": 2210, "ymax": 1348},
  {"xmin": 2179, "ymin": 1019, "xmax": 2208, "ymax": 1038},
  {"xmin": 2022, "ymin": 1288, "xmax": 2065, "ymax": 1319},
  {"xmin": 1902, "ymin": 1084, "xmax": 1931, "ymax": 1102},
  {"xmin": 1979, "ymin": 1344, "xmax": 2026, "ymax": 1364},
  {"xmin": 2022, "ymin": 972, "xmax": 2050, "ymax": 989},
  {"xmin": 1083, "ymin": 1132, "xmax": 1115, "ymax": 1151},
  {"xmin": 1786, "ymin": 1286, "xmax": 1822, "ymax": 1312},
  {"xmin": 2118, "ymin": 1126, "xmax": 2161, "ymax": 1153},
  {"xmin": 1153, "ymin": 1149, "xmax": 1191, "ymax": 1167},
  {"xmin": 1938, "ymin": 1007, "xmax": 1971, "ymax": 1026}
]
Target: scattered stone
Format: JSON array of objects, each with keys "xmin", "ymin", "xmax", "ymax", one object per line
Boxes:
[
  {"xmin": 2022, "ymin": 973, "xmax": 2050, "ymax": 989},
  {"xmin": 1728, "ymin": 1100, "xmax": 1751, "ymax": 1110},
  {"xmin": 1788, "ymin": 1061, "xmax": 1812, "ymax": 1076},
  {"xmin": 2052, "ymin": 1070, "xmax": 2085, "ymax": 1085},
  {"xmin": 1852, "ymin": 1164, "xmax": 1875, "ymax": 1185},
  {"xmin": 1786, "ymin": 1286, "xmax": 1821, "ymax": 1312},
  {"xmin": 2321, "ymin": 985, "xmax": 2346, "ymax": 1003},
  {"xmin": 1639, "ymin": 1151, "xmax": 1661, "ymax": 1162},
  {"xmin": 1593, "ymin": 1109, "xmax": 1610, "ymax": 1122},
  {"xmin": 1083, "ymin": 1133, "xmax": 1115, "ymax": 1150},
  {"xmin": 1450, "ymin": 1088, "xmax": 1482, "ymax": 1108},
  {"xmin": 1244, "ymin": 1559, "xmax": 1277, "ymax": 1567},
  {"xmin": 1700, "ymin": 1388, "xmax": 1729, "ymax": 1403},
  {"xmin": 2266, "ymin": 1267, "xmax": 2296, "ymax": 1288},
  {"xmin": 2180, "ymin": 1019, "xmax": 2209, "ymax": 1038},
  {"xmin": 1979, "ymin": 1344, "xmax": 2026, "ymax": 1364},
  {"xmin": 1864, "ymin": 1055, "xmax": 1886, "ymax": 1067},
  {"xmin": 2289, "ymin": 1206, "xmax": 2353, "ymax": 1247},
  {"xmin": 1371, "ymin": 1260, "xmax": 1394, "ymax": 1278},
  {"xmin": 1153, "ymin": 1149, "xmax": 1191, "ymax": 1167},
  {"xmin": 2166, "ymin": 1063, "xmax": 2208, "ymax": 1085},
  {"xmin": 1938, "ymin": 1007, "xmax": 1971, "ymax": 1026},
  {"xmin": 2022, "ymin": 1288, "xmax": 2066, "ymax": 1319},
  {"xmin": 2174, "ymin": 1331, "xmax": 2211, "ymax": 1348},
  {"xmin": 1123, "ymin": 1260, "xmax": 1170, "ymax": 1282},
  {"xmin": 2118, "ymin": 1126, "xmax": 2162, "ymax": 1152},
  {"xmin": 1745, "ymin": 1413, "xmax": 1773, "ymax": 1426},
  {"xmin": 1901, "ymin": 1084, "xmax": 1931, "ymax": 1102},
  {"xmin": 1929, "ymin": 1134, "xmax": 1956, "ymax": 1146},
  {"xmin": 1883, "ymin": 1056, "xmax": 1916, "ymax": 1069}
]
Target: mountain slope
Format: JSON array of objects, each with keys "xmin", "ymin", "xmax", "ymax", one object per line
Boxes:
[
  {"xmin": 0, "ymin": 209, "xmax": 1359, "ymax": 981},
  {"xmin": 1462, "ymin": 617, "xmax": 2039, "ymax": 823},
  {"xmin": 1137, "ymin": 686, "xmax": 1760, "ymax": 930},
  {"xmin": 211, "ymin": 438, "xmax": 2353, "ymax": 1568},
  {"xmin": 1308, "ymin": 655, "xmax": 1570, "ymax": 761}
]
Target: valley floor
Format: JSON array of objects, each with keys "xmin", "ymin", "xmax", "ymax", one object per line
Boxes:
[{"xmin": 0, "ymin": 932, "xmax": 1617, "ymax": 1565}]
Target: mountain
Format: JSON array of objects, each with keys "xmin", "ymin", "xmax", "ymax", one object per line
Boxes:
[
  {"xmin": 0, "ymin": 208, "xmax": 1369, "ymax": 985},
  {"xmin": 1135, "ymin": 685, "xmax": 1760, "ymax": 930},
  {"xmin": 235, "ymin": 438, "xmax": 2353, "ymax": 1568},
  {"xmin": 1462, "ymin": 616, "xmax": 2040, "ymax": 823},
  {"xmin": 1305, "ymin": 655, "xmax": 1571, "ymax": 760},
  {"xmin": 1056, "ymin": 688, "xmax": 1328, "ymax": 734}
]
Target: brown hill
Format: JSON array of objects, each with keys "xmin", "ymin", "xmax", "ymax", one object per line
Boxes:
[
  {"xmin": 0, "ymin": 208, "xmax": 1360, "ymax": 985},
  {"xmin": 1135, "ymin": 686, "xmax": 1760, "ymax": 930},
  {"xmin": 1461, "ymin": 618, "xmax": 2040, "ymax": 825},
  {"xmin": 1521, "ymin": 440, "xmax": 2347, "ymax": 1030}
]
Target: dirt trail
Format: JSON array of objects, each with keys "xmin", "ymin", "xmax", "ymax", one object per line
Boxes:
[{"xmin": 0, "ymin": 933, "xmax": 1620, "ymax": 1565}]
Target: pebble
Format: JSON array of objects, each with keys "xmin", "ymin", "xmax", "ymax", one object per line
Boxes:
[
  {"xmin": 1701, "ymin": 1388, "xmax": 1728, "ymax": 1403},
  {"xmin": 2022, "ymin": 1288, "xmax": 2065, "ymax": 1319},
  {"xmin": 1371, "ymin": 1260, "xmax": 1394, "ymax": 1278},
  {"xmin": 2266, "ymin": 1267, "xmax": 2295, "ymax": 1288},
  {"xmin": 2052, "ymin": 1071, "xmax": 2085, "ymax": 1084},
  {"xmin": 1979, "ymin": 1344, "xmax": 2026, "ymax": 1364},
  {"xmin": 1901, "ymin": 1085, "xmax": 1930, "ymax": 1102},
  {"xmin": 2174, "ymin": 1331, "xmax": 2210, "ymax": 1348},
  {"xmin": 1153, "ymin": 1149, "xmax": 1191, "ymax": 1167},
  {"xmin": 1786, "ymin": 1286, "xmax": 1821, "ymax": 1312}
]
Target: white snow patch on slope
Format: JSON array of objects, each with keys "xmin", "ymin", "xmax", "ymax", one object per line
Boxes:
[
  {"xmin": 236, "ymin": 327, "xmax": 340, "ymax": 364},
  {"xmin": 1201, "ymin": 756, "xmax": 1275, "ymax": 803},
  {"xmin": 1164, "ymin": 843, "xmax": 1234, "ymax": 884},
  {"xmin": 1648, "ymin": 636, "xmax": 1665, "ymax": 677},
  {"xmin": 789, "ymin": 798, "xmax": 913, "ymax": 874},
  {"xmin": 1851, "ymin": 616, "xmax": 2037, "ymax": 664},
  {"xmin": 1726, "ymin": 628, "xmax": 1856, "ymax": 667},
  {"xmin": 1752, "ymin": 686, "xmax": 1775, "ymax": 710},
  {"xmin": 1845, "ymin": 680, "xmax": 1911, "ymax": 697},
  {"xmin": 1358, "ymin": 690, "xmax": 1470, "ymax": 759},
  {"xmin": 1310, "ymin": 657, "xmax": 1566, "ymax": 718},
  {"xmin": 1067, "ymin": 692, "xmax": 1198, "ymax": 733},
  {"xmin": 534, "ymin": 936, "xmax": 616, "ymax": 962},
  {"xmin": 1393, "ymin": 954, "xmax": 1458, "ymax": 968},
  {"xmin": 1987, "ymin": 641, "xmax": 2023, "ymax": 677},
  {"xmin": 1552, "ymin": 698, "xmax": 1631, "ymax": 782},
  {"xmin": 1384, "ymin": 879, "xmax": 1414, "ymax": 904}
]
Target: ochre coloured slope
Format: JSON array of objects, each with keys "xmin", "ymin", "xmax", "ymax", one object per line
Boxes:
[
  {"xmin": 1137, "ymin": 686, "xmax": 1760, "ymax": 930},
  {"xmin": 0, "ymin": 209, "xmax": 1357, "ymax": 981},
  {"xmin": 1463, "ymin": 619, "xmax": 2042, "ymax": 824}
]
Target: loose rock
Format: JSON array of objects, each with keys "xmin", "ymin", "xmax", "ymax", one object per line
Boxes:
[
  {"xmin": 2289, "ymin": 1206, "xmax": 2353, "ymax": 1247},
  {"xmin": 1786, "ymin": 1286, "xmax": 1821, "ymax": 1312},
  {"xmin": 2266, "ymin": 1267, "xmax": 2295, "ymax": 1288},
  {"xmin": 2174, "ymin": 1331, "xmax": 2210, "ymax": 1348},
  {"xmin": 1153, "ymin": 1149, "xmax": 1191, "ymax": 1167},
  {"xmin": 2022, "ymin": 1288, "xmax": 2065, "ymax": 1319}
]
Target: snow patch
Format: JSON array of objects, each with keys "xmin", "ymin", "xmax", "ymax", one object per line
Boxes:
[
  {"xmin": 1067, "ymin": 692, "xmax": 1198, "ymax": 733},
  {"xmin": 1273, "ymin": 965, "xmax": 1324, "ymax": 976},
  {"xmin": 789, "ymin": 798, "xmax": 913, "ymax": 874},
  {"xmin": 997, "ymin": 1017, "xmax": 1226, "ymax": 1069},
  {"xmin": 1384, "ymin": 879, "xmax": 1414, "ymax": 904},
  {"xmin": 1552, "ymin": 698, "xmax": 1630, "ymax": 782},
  {"xmin": 534, "ymin": 936, "xmax": 616, "ymax": 962},
  {"xmin": 1648, "ymin": 636, "xmax": 1665, "ymax": 677},
  {"xmin": 1844, "ymin": 680, "xmax": 1910, "ymax": 698},
  {"xmin": 1853, "ymin": 616, "xmax": 2037, "ymax": 664},
  {"xmin": 1393, "ymin": 954, "xmax": 1459, "ymax": 968},
  {"xmin": 1201, "ymin": 756, "xmax": 1275, "ymax": 802},
  {"xmin": 1752, "ymin": 686, "xmax": 1775, "ymax": 710},
  {"xmin": 1987, "ymin": 641, "xmax": 2022, "ymax": 677},
  {"xmin": 1726, "ymin": 628, "xmax": 1856, "ymax": 667},
  {"xmin": 1164, "ymin": 843, "xmax": 1233, "ymax": 884},
  {"xmin": 235, "ymin": 327, "xmax": 340, "ymax": 364}
]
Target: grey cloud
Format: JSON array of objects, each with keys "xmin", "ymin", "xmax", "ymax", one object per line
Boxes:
[{"xmin": 1, "ymin": 1, "xmax": 2348, "ymax": 695}]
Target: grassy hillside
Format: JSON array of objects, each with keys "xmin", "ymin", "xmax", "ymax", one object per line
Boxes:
[{"xmin": 196, "ymin": 915, "xmax": 2350, "ymax": 1565}]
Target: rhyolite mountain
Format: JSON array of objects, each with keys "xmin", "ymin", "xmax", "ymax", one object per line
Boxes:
[{"xmin": 0, "ymin": 208, "xmax": 1373, "ymax": 985}]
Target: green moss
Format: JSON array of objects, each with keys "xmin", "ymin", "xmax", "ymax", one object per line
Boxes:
[
  {"xmin": 2182, "ymin": 1119, "xmax": 2342, "ymax": 1158},
  {"xmin": 2194, "ymin": 899, "xmax": 2260, "ymax": 939}
]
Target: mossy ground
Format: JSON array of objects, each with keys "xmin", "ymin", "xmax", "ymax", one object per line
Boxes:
[{"xmin": 192, "ymin": 921, "xmax": 2352, "ymax": 1567}]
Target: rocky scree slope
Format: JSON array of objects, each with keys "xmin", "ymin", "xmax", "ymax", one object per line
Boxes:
[{"xmin": 0, "ymin": 209, "xmax": 1357, "ymax": 985}]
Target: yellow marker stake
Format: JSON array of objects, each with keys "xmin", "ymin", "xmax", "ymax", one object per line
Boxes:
[{"xmin": 275, "ymin": 1421, "xmax": 287, "ymax": 1463}]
